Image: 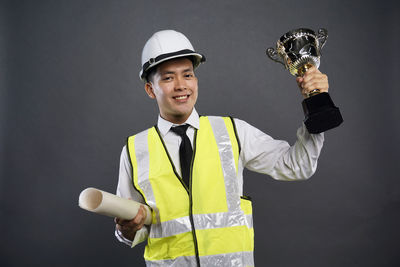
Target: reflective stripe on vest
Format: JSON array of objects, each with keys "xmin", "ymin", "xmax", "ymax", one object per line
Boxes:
[
  {"xmin": 127, "ymin": 116, "xmax": 254, "ymax": 266},
  {"xmin": 146, "ymin": 251, "xmax": 254, "ymax": 267}
]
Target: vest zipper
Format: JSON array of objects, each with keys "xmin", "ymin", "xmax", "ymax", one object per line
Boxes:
[{"xmin": 189, "ymin": 129, "xmax": 201, "ymax": 266}]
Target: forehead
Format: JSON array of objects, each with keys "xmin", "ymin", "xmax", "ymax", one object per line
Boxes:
[{"xmin": 156, "ymin": 57, "xmax": 194, "ymax": 74}]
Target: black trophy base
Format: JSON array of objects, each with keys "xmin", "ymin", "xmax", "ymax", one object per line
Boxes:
[{"xmin": 302, "ymin": 92, "xmax": 343, "ymax": 134}]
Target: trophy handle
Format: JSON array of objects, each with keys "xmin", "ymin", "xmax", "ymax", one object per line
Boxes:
[
  {"xmin": 317, "ymin": 28, "xmax": 328, "ymax": 51},
  {"xmin": 266, "ymin": 47, "xmax": 285, "ymax": 66}
]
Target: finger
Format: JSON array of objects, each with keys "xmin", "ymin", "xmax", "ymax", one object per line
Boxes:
[
  {"xmin": 136, "ymin": 207, "xmax": 147, "ymax": 230},
  {"xmin": 115, "ymin": 217, "xmax": 132, "ymax": 227},
  {"xmin": 302, "ymin": 80, "xmax": 325, "ymax": 91},
  {"xmin": 300, "ymin": 66, "xmax": 317, "ymax": 79},
  {"xmin": 115, "ymin": 217, "xmax": 122, "ymax": 225},
  {"xmin": 132, "ymin": 206, "xmax": 146, "ymax": 225},
  {"xmin": 303, "ymin": 72, "xmax": 328, "ymax": 82},
  {"xmin": 302, "ymin": 82, "xmax": 329, "ymax": 95},
  {"xmin": 304, "ymin": 66, "xmax": 318, "ymax": 74},
  {"xmin": 305, "ymin": 74, "xmax": 328, "ymax": 87},
  {"xmin": 296, "ymin": 77, "xmax": 303, "ymax": 87},
  {"xmin": 118, "ymin": 219, "xmax": 137, "ymax": 234},
  {"xmin": 140, "ymin": 206, "xmax": 148, "ymax": 224},
  {"xmin": 302, "ymin": 76, "xmax": 328, "ymax": 90},
  {"xmin": 302, "ymin": 72, "xmax": 326, "ymax": 84},
  {"xmin": 302, "ymin": 79, "xmax": 327, "ymax": 90},
  {"xmin": 117, "ymin": 206, "xmax": 148, "ymax": 233},
  {"xmin": 142, "ymin": 206, "xmax": 147, "ymax": 220},
  {"xmin": 133, "ymin": 206, "xmax": 148, "ymax": 230}
]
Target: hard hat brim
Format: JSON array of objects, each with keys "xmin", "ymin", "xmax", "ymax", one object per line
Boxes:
[{"xmin": 140, "ymin": 49, "xmax": 205, "ymax": 82}]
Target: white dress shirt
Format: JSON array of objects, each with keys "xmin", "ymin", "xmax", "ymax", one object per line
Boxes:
[{"xmin": 115, "ymin": 108, "xmax": 324, "ymax": 247}]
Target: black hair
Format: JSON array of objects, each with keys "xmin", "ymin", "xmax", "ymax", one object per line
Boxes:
[{"xmin": 145, "ymin": 67, "xmax": 158, "ymax": 83}]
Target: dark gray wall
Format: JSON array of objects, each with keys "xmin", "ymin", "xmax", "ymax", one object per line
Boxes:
[
  {"xmin": 1, "ymin": 0, "xmax": 399, "ymax": 266},
  {"xmin": 0, "ymin": 1, "xmax": 8, "ymax": 195}
]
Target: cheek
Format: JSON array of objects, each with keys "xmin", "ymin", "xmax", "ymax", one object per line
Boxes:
[
  {"xmin": 190, "ymin": 81, "xmax": 198, "ymax": 95},
  {"xmin": 193, "ymin": 86, "xmax": 199, "ymax": 98},
  {"xmin": 192, "ymin": 90, "xmax": 198, "ymax": 100},
  {"xmin": 154, "ymin": 86, "xmax": 170, "ymax": 99}
]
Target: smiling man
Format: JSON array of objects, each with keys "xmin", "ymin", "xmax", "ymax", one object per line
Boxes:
[
  {"xmin": 114, "ymin": 30, "xmax": 327, "ymax": 267},
  {"xmin": 144, "ymin": 57, "xmax": 198, "ymax": 124}
]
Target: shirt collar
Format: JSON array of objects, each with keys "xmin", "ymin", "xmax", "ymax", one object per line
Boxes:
[{"xmin": 157, "ymin": 108, "xmax": 200, "ymax": 136}]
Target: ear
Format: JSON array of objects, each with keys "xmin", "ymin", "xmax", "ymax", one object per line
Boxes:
[{"xmin": 144, "ymin": 82, "xmax": 156, "ymax": 99}]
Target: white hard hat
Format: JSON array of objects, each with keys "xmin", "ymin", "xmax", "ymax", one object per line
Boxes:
[{"xmin": 139, "ymin": 30, "xmax": 206, "ymax": 82}]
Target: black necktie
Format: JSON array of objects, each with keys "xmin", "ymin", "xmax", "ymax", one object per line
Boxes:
[{"xmin": 170, "ymin": 125, "xmax": 192, "ymax": 188}]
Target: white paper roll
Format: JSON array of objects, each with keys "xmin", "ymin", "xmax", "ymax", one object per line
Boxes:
[{"xmin": 78, "ymin": 187, "xmax": 152, "ymax": 225}]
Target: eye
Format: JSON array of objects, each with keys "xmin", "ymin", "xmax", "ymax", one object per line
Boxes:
[
  {"xmin": 162, "ymin": 76, "xmax": 173, "ymax": 81},
  {"xmin": 184, "ymin": 73, "xmax": 194, "ymax": 78}
]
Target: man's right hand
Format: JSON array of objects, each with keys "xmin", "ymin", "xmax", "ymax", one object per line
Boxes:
[{"xmin": 114, "ymin": 205, "xmax": 148, "ymax": 241}]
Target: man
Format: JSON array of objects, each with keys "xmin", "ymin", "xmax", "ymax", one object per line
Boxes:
[{"xmin": 114, "ymin": 30, "xmax": 327, "ymax": 266}]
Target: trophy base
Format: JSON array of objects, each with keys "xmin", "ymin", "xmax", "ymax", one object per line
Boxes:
[{"xmin": 302, "ymin": 92, "xmax": 343, "ymax": 134}]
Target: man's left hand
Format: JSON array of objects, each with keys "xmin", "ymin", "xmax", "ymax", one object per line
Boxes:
[{"xmin": 296, "ymin": 66, "xmax": 329, "ymax": 98}]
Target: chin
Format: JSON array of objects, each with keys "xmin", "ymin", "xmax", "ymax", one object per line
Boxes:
[{"xmin": 173, "ymin": 109, "xmax": 192, "ymax": 118}]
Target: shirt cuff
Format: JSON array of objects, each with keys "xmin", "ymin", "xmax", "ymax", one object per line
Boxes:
[
  {"xmin": 115, "ymin": 227, "xmax": 149, "ymax": 248},
  {"xmin": 115, "ymin": 228, "xmax": 133, "ymax": 247}
]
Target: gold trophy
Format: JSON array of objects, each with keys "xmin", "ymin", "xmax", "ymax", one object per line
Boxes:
[{"xmin": 267, "ymin": 28, "xmax": 343, "ymax": 133}]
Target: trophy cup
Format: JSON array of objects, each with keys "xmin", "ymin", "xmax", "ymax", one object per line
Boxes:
[{"xmin": 266, "ymin": 28, "xmax": 343, "ymax": 134}]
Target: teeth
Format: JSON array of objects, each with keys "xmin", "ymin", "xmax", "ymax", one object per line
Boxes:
[{"xmin": 175, "ymin": 95, "xmax": 188, "ymax": 100}]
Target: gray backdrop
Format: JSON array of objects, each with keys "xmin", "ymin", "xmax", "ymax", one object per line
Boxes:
[{"xmin": 1, "ymin": 0, "xmax": 399, "ymax": 266}]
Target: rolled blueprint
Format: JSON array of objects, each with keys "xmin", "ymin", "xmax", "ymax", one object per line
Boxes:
[{"xmin": 78, "ymin": 187, "xmax": 152, "ymax": 225}]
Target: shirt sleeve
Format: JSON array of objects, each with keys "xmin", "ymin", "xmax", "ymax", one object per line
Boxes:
[
  {"xmin": 235, "ymin": 119, "xmax": 324, "ymax": 180},
  {"xmin": 114, "ymin": 145, "xmax": 149, "ymax": 247}
]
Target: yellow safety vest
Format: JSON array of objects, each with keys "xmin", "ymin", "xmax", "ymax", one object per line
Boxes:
[{"xmin": 127, "ymin": 116, "xmax": 254, "ymax": 266}]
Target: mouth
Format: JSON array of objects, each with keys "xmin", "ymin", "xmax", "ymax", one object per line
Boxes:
[{"xmin": 173, "ymin": 95, "xmax": 190, "ymax": 101}]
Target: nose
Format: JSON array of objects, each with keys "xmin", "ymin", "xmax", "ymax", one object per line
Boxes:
[{"xmin": 174, "ymin": 76, "xmax": 186, "ymax": 91}]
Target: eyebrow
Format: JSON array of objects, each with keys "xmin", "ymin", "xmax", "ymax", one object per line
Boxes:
[
  {"xmin": 160, "ymin": 71, "xmax": 175, "ymax": 75},
  {"xmin": 160, "ymin": 68, "xmax": 193, "ymax": 75},
  {"xmin": 182, "ymin": 68, "xmax": 193, "ymax": 73}
]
